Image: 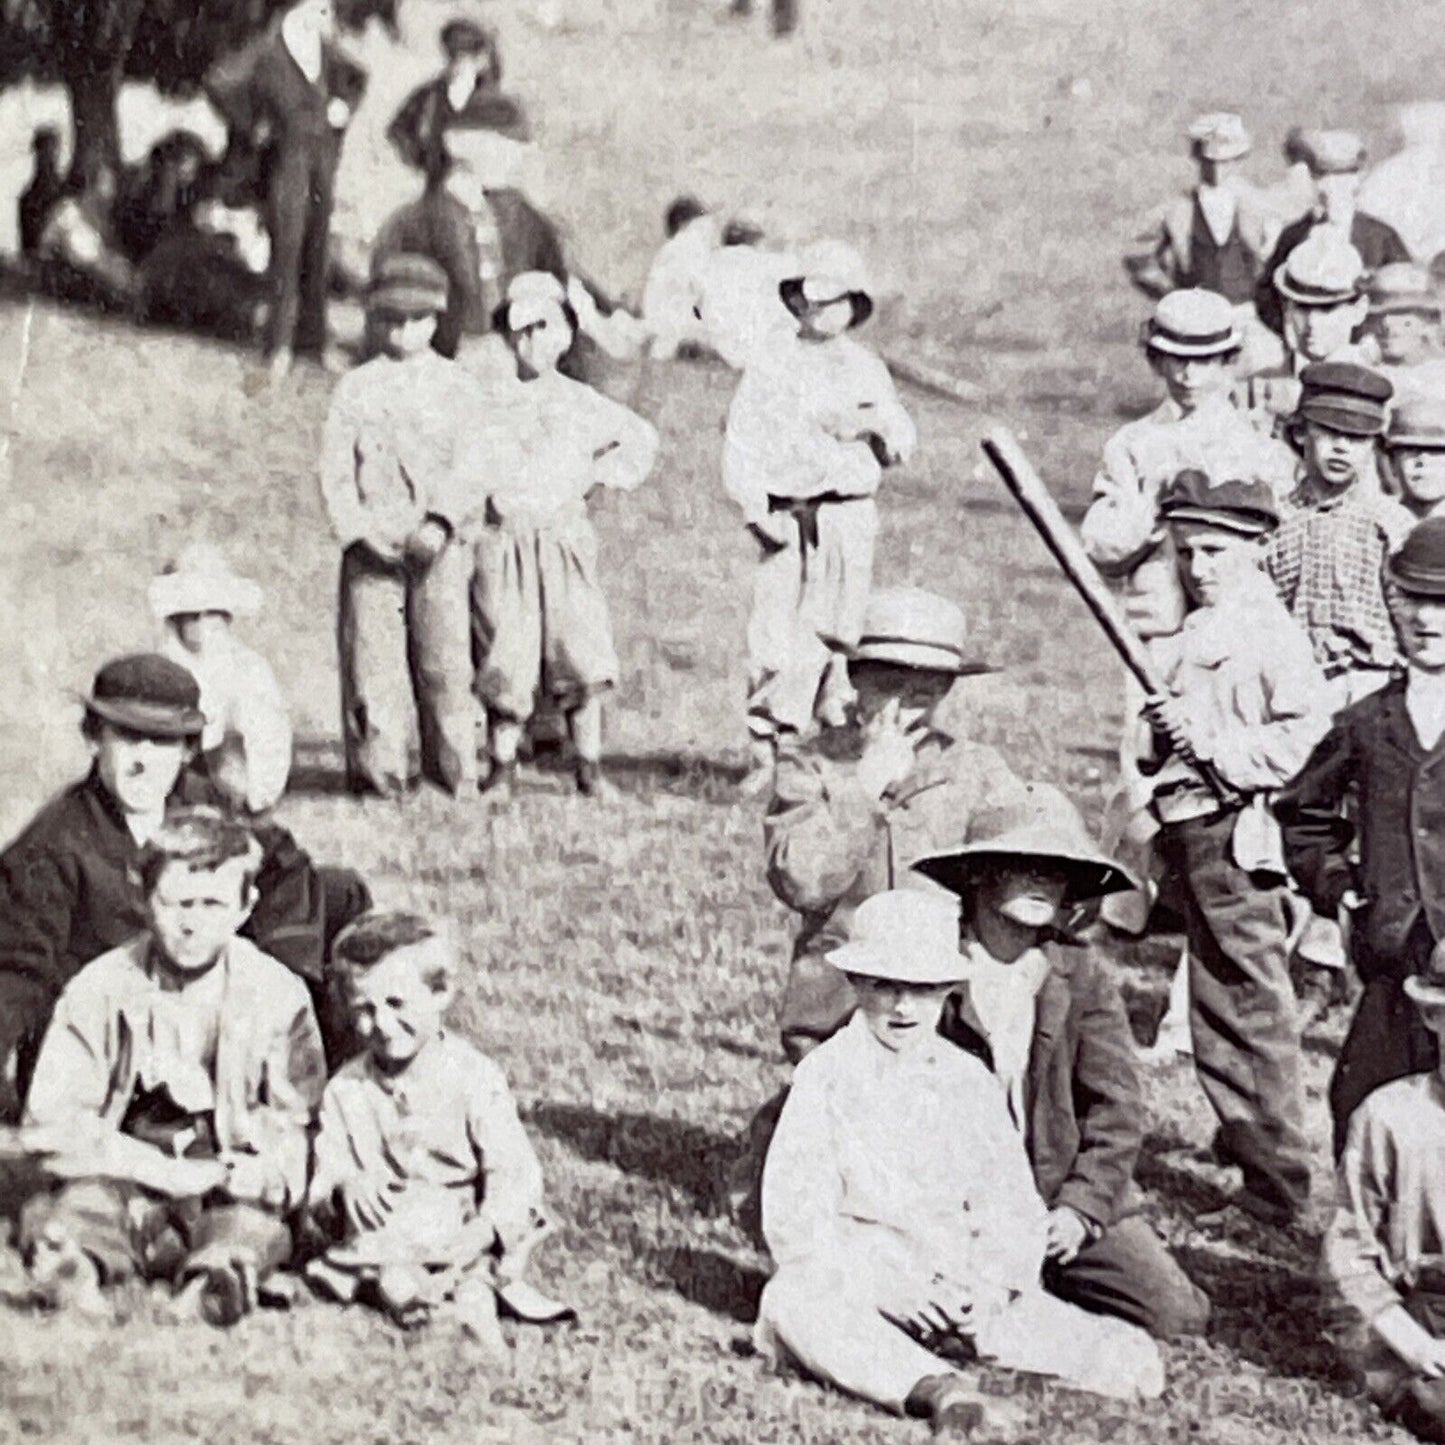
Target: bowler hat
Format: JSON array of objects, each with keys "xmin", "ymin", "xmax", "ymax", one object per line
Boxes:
[
  {"xmin": 366, "ymin": 253, "xmax": 449, "ymax": 318},
  {"xmin": 912, "ymin": 783, "xmax": 1136, "ymax": 904},
  {"xmin": 1158, "ymin": 468, "xmax": 1279, "ymax": 536},
  {"xmin": 1188, "ymin": 112, "xmax": 1251, "ymax": 163},
  {"xmin": 833, "ymin": 586, "xmax": 991, "ymax": 676},
  {"xmin": 149, "ymin": 542, "xmax": 262, "ymax": 620},
  {"xmin": 84, "ymin": 654, "xmax": 204, "ymax": 738},
  {"xmin": 1386, "ymin": 517, "xmax": 1445, "ymax": 597},
  {"xmin": 1295, "ymin": 361, "xmax": 1393, "ymax": 437},
  {"xmin": 1143, "ymin": 289, "xmax": 1241, "ymax": 357},
  {"xmin": 1296, "ymin": 128, "xmax": 1366, "ymax": 176},
  {"xmin": 1388, "ymin": 394, "xmax": 1445, "ymax": 450},
  {"xmin": 1368, "ymin": 263, "xmax": 1442, "ymax": 318},
  {"xmin": 1274, "ymin": 233, "xmax": 1366, "ymax": 308},
  {"xmin": 1404, "ymin": 938, "xmax": 1445, "ymax": 1006},
  {"xmin": 826, "ymin": 889, "xmax": 968, "ymax": 985}
]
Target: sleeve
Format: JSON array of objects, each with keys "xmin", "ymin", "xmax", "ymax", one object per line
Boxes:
[
  {"xmin": 204, "ymin": 40, "xmax": 266, "ymax": 139},
  {"xmin": 318, "ymin": 378, "xmax": 371, "ymax": 549},
  {"xmin": 468, "ymin": 1059, "xmax": 546, "ymax": 1255},
  {"xmin": 228, "ymin": 659, "xmax": 293, "ymax": 814},
  {"xmin": 1274, "ymin": 717, "xmax": 1359, "ymax": 917},
  {"xmin": 1079, "ymin": 433, "xmax": 1163, "ymax": 577},
  {"xmin": 1199, "ymin": 623, "xmax": 1331, "ymax": 791},
  {"xmin": 1381, "ymin": 223, "xmax": 1413, "ymax": 267},
  {"xmin": 1254, "ymin": 227, "xmax": 1293, "ymax": 337},
  {"xmin": 22, "ymin": 979, "xmax": 116, "ymax": 1133},
  {"xmin": 1323, "ymin": 1098, "xmax": 1410, "ymax": 1325},
  {"xmin": 764, "ymin": 748, "xmax": 883, "ymax": 915},
  {"xmin": 251, "ymin": 988, "xmax": 327, "ymax": 1210},
  {"xmin": 385, "ymin": 84, "xmax": 433, "ymax": 171},
  {"xmin": 307, "ymin": 1079, "xmax": 358, "ymax": 1213},
  {"xmin": 1263, "ymin": 518, "xmax": 1303, "ymax": 611},
  {"xmin": 1050, "ymin": 958, "xmax": 1146, "ymax": 1228},
  {"xmin": 241, "ymin": 821, "xmax": 328, "ymax": 983},
  {"xmin": 856, "ymin": 351, "xmax": 916, "ymax": 466},
  {"xmin": 721, "ymin": 376, "xmax": 775, "ymax": 525},
  {"xmin": 587, "ymin": 392, "xmax": 659, "ymax": 493},
  {"xmin": 759, "ymin": 1055, "xmax": 846, "ymax": 1267},
  {"xmin": 1121, "ymin": 212, "xmax": 1176, "ymax": 301}
]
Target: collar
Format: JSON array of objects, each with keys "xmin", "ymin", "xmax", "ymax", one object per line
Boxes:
[
  {"xmin": 143, "ymin": 935, "xmax": 228, "ymax": 995},
  {"xmin": 280, "ymin": 14, "xmax": 324, "ymax": 82},
  {"xmin": 1291, "ymin": 472, "xmax": 1366, "ymax": 511},
  {"xmin": 958, "ymin": 934, "xmax": 1050, "ymax": 995}
]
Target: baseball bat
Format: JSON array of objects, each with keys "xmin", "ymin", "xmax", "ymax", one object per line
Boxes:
[{"xmin": 981, "ymin": 425, "xmax": 1241, "ymax": 806}]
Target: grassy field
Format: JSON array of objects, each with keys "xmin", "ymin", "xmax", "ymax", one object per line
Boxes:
[{"xmin": 3, "ymin": 0, "xmax": 1445, "ymax": 1439}]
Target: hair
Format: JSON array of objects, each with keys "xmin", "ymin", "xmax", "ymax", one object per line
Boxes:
[
  {"xmin": 491, "ymin": 298, "xmax": 579, "ymax": 342},
  {"xmin": 722, "ymin": 218, "xmax": 764, "ymax": 247},
  {"xmin": 137, "ymin": 806, "xmax": 263, "ymax": 897},
  {"xmin": 80, "ymin": 709, "xmax": 196, "ymax": 746},
  {"xmin": 331, "ymin": 910, "xmax": 453, "ymax": 990},
  {"xmin": 664, "ymin": 195, "xmax": 707, "ymax": 238}
]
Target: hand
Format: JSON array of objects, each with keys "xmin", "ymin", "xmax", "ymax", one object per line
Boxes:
[
  {"xmin": 157, "ymin": 1157, "xmax": 229, "ymax": 1199},
  {"xmin": 1142, "ymin": 697, "xmax": 1202, "ymax": 765},
  {"xmin": 1045, "ymin": 1207, "xmax": 1091, "ymax": 1265},
  {"xmin": 748, "ymin": 516, "xmax": 792, "ymax": 553},
  {"xmin": 880, "ymin": 1272, "xmax": 975, "ymax": 1340},
  {"xmin": 404, "ymin": 518, "xmax": 449, "ymax": 566},
  {"xmin": 855, "ymin": 699, "xmax": 921, "ymax": 799},
  {"xmin": 862, "ymin": 431, "xmax": 902, "ymax": 468},
  {"xmin": 219, "ymin": 1152, "xmax": 268, "ymax": 1204},
  {"xmin": 1377, "ymin": 1306, "xmax": 1445, "ymax": 1378},
  {"xmin": 340, "ymin": 1171, "xmax": 405, "ymax": 1234}
]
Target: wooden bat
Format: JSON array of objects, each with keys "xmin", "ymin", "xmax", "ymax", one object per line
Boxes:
[{"xmin": 981, "ymin": 426, "xmax": 1242, "ymax": 807}]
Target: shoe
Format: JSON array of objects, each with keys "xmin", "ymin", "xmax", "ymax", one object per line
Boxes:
[
  {"xmin": 478, "ymin": 760, "xmax": 517, "ymax": 802},
  {"xmin": 192, "ymin": 1265, "xmax": 253, "ymax": 1328}
]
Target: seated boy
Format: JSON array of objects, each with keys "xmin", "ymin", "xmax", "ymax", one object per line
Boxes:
[
  {"xmin": 912, "ymin": 783, "xmax": 1210, "ymax": 1340},
  {"xmin": 1324, "ymin": 941, "xmax": 1445, "ymax": 1443},
  {"xmin": 755, "ymin": 889, "xmax": 1164, "ymax": 1435},
  {"xmin": 17, "ymin": 807, "xmax": 325, "ymax": 1325},
  {"xmin": 305, "ymin": 912, "xmax": 568, "ymax": 1346}
]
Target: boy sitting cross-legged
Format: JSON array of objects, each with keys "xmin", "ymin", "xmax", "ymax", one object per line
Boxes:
[
  {"xmin": 17, "ymin": 806, "xmax": 325, "ymax": 1325},
  {"xmin": 305, "ymin": 911, "xmax": 570, "ymax": 1348}
]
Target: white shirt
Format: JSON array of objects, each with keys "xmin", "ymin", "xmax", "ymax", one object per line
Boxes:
[
  {"xmin": 281, "ymin": 10, "xmax": 323, "ymax": 83},
  {"xmin": 955, "ymin": 936, "xmax": 1049, "ymax": 1133},
  {"xmin": 1195, "ymin": 183, "xmax": 1239, "ymax": 246},
  {"xmin": 1406, "ymin": 665, "xmax": 1445, "ymax": 750}
]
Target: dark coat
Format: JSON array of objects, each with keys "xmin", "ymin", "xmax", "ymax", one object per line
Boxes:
[
  {"xmin": 1277, "ymin": 674, "xmax": 1445, "ymax": 976},
  {"xmin": 1255, "ymin": 210, "xmax": 1412, "ymax": 336},
  {"xmin": 940, "ymin": 941, "xmax": 1144, "ymax": 1228},
  {"xmin": 386, "ymin": 77, "xmax": 530, "ymax": 181}
]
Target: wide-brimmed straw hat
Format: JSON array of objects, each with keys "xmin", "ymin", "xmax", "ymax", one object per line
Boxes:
[
  {"xmin": 912, "ymin": 783, "xmax": 1137, "ymax": 903},
  {"xmin": 829, "ymin": 586, "xmax": 992, "ymax": 676},
  {"xmin": 1274, "ymin": 233, "xmax": 1366, "ymax": 308},
  {"xmin": 826, "ymin": 889, "xmax": 968, "ymax": 985},
  {"xmin": 504, "ymin": 270, "xmax": 568, "ymax": 331},
  {"xmin": 148, "ymin": 542, "xmax": 262, "ymax": 620},
  {"xmin": 1295, "ymin": 128, "xmax": 1366, "ymax": 176},
  {"xmin": 1404, "ymin": 939, "xmax": 1445, "ymax": 1006},
  {"xmin": 1143, "ymin": 289, "xmax": 1241, "ymax": 358},
  {"xmin": 82, "ymin": 654, "xmax": 204, "ymax": 739}
]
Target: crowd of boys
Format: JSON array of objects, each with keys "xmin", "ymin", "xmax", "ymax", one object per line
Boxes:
[{"xmin": 16, "ymin": 14, "xmax": 1445, "ymax": 1439}]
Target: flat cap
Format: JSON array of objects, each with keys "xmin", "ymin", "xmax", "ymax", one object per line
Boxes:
[
  {"xmin": 1158, "ymin": 468, "xmax": 1280, "ymax": 536},
  {"xmin": 366, "ymin": 252, "xmax": 449, "ymax": 317},
  {"xmin": 1144, "ymin": 287, "xmax": 1241, "ymax": 357},
  {"xmin": 1295, "ymin": 360, "xmax": 1394, "ymax": 436},
  {"xmin": 1387, "ymin": 516, "xmax": 1445, "ymax": 596}
]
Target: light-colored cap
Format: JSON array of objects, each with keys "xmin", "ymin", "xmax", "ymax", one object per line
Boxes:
[
  {"xmin": 1388, "ymin": 393, "xmax": 1445, "ymax": 449},
  {"xmin": 1187, "ymin": 112, "xmax": 1251, "ymax": 162},
  {"xmin": 1368, "ymin": 262, "xmax": 1441, "ymax": 317},
  {"xmin": 830, "ymin": 586, "xmax": 991, "ymax": 675},
  {"xmin": 505, "ymin": 270, "xmax": 568, "ymax": 331},
  {"xmin": 826, "ymin": 889, "xmax": 967, "ymax": 985},
  {"xmin": 1296, "ymin": 128, "xmax": 1366, "ymax": 175},
  {"xmin": 1274, "ymin": 232, "xmax": 1366, "ymax": 307},
  {"xmin": 796, "ymin": 238, "xmax": 872, "ymax": 304},
  {"xmin": 1144, "ymin": 288, "xmax": 1242, "ymax": 356},
  {"xmin": 149, "ymin": 542, "xmax": 262, "ymax": 620}
]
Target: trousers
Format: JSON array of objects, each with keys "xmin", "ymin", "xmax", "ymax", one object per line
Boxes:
[
  {"xmin": 756, "ymin": 1250, "xmax": 1164, "ymax": 1410},
  {"xmin": 337, "ymin": 540, "xmax": 478, "ymax": 796},
  {"xmin": 746, "ymin": 497, "xmax": 877, "ymax": 741},
  {"xmin": 264, "ymin": 139, "xmax": 338, "ymax": 357},
  {"xmin": 20, "ymin": 1178, "xmax": 290, "ymax": 1286},
  {"xmin": 1161, "ymin": 811, "xmax": 1310, "ymax": 1220}
]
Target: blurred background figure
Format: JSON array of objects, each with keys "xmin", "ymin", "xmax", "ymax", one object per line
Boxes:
[
  {"xmin": 1359, "ymin": 102, "xmax": 1445, "ymax": 267},
  {"xmin": 33, "ymin": 162, "xmax": 137, "ymax": 311},
  {"xmin": 17, "ymin": 127, "xmax": 68, "ymax": 261},
  {"xmin": 727, "ymin": 0, "xmax": 798, "ymax": 38}
]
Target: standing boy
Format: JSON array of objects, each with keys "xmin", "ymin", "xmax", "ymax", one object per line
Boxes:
[
  {"xmin": 319, "ymin": 253, "xmax": 488, "ymax": 799},
  {"xmin": 18, "ymin": 808, "xmax": 325, "ymax": 1324},
  {"xmin": 1265, "ymin": 362, "xmax": 1411, "ymax": 708},
  {"xmin": 724, "ymin": 241, "xmax": 916, "ymax": 787},
  {"xmin": 1143, "ymin": 469, "xmax": 1330, "ymax": 1228},
  {"xmin": 1279, "ymin": 516, "xmax": 1445, "ymax": 1151}
]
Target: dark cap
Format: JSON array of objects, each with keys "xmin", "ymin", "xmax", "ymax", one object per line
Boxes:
[
  {"xmin": 366, "ymin": 252, "xmax": 449, "ymax": 318},
  {"xmin": 84, "ymin": 655, "xmax": 204, "ymax": 738},
  {"xmin": 1387, "ymin": 517, "xmax": 1445, "ymax": 597},
  {"xmin": 1295, "ymin": 361, "xmax": 1394, "ymax": 437},
  {"xmin": 440, "ymin": 17, "xmax": 495, "ymax": 57},
  {"xmin": 1159, "ymin": 469, "xmax": 1280, "ymax": 536}
]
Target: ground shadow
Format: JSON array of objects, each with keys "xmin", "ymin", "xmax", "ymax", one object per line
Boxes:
[
  {"xmin": 287, "ymin": 736, "xmax": 355, "ymax": 798},
  {"xmin": 536, "ymin": 749, "xmax": 750, "ymax": 804},
  {"xmin": 525, "ymin": 1101, "xmax": 736, "ymax": 1214},
  {"xmin": 648, "ymin": 1243, "xmax": 767, "ymax": 1324}
]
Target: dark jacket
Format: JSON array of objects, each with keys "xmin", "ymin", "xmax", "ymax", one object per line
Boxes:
[
  {"xmin": 386, "ymin": 77, "xmax": 530, "ymax": 180},
  {"xmin": 940, "ymin": 942, "xmax": 1144, "ymax": 1228},
  {"xmin": 1255, "ymin": 210, "xmax": 1412, "ymax": 336},
  {"xmin": 1277, "ymin": 675, "xmax": 1445, "ymax": 976},
  {"xmin": 0, "ymin": 768, "xmax": 335, "ymax": 1085}
]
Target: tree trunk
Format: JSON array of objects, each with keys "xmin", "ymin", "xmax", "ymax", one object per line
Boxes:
[{"xmin": 65, "ymin": 66, "xmax": 123, "ymax": 187}]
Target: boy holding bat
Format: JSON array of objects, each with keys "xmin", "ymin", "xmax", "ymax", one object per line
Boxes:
[{"xmin": 1143, "ymin": 469, "xmax": 1329, "ymax": 1229}]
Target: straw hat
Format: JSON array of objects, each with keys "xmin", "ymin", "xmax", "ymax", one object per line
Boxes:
[
  {"xmin": 825, "ymin": 889, "xmax": 968, "ymax": 985},
  {"xmin": 149, "ymin": 542, "xmax": 262, "ymax": 621},
  {"xmin": 912, "ymin": 783, "xmax": 1136, "ymax": 903},
  {"xmin": 1143, "ymin": 289, "xmax": 1242, "ymax": 358},
  {"xmin": 1273, "ymin": 233, "xmax": 1366, "ymax": 308},
  {"xmin": 1295, "ymin": 128, "xmax": 1366, "ymax": 176},
  {"xmin": 1187, "ymin": 112, "xmax": 1251, "ymax": 163},
  {"xmin": 832, "ymin": 586, "xmax": 991, "ymax": 676}
]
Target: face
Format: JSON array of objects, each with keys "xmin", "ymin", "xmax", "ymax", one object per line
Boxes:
[
  {"xmin": 92, "ymin": 722, "xmax": 188, "ymax": 816},
  {"xmin": 1151, "ymin": 351, "xmax": 1233, "ymax": 411},
  {"xmin": 1285, "ymin": 298, "xmax": 1365, "ymax": 362},
  {"xmin": 1393, "ymin": 589, "xmax": 1445, "ymax": 671},
  {"xmin": 147, "ymin": 858, "xmax": 255, "ymax": 977},
  {"xmin": 1371, "ymin": 310, "xmax": 1440, "ymax": 365},
  {"xmin": 171, "ymin": 612, "xmax": 231, "ymax": 653},
  {"xmin": 1390, "ymin": 446, "xmax": 1445, "ymax": 512},
  {"xmin": 800, "ymin": 296, "xmax": 855, "ymax": 340},
  {"xmin": 851, "ymin": 975, "xmax": 953, "ymax": 1054},
  {"xmin": 1171, "ymin": 521, "xmax": 1264, "ymax": 606},
  {"xmin": 1314, "ymin": 169, "xmax": 1360, "ymax": 222},
  {"xmin": 376, "ymin": 311, "xmax": 438, "ymax": 358},
  {"xmin": 975, "ymin": 865, "xmax": 1070, "ymax": 931},
  {"xmin": 511, "ymin": 306, "xmax": 572, "ymax": 376},
  {"xmin": 343, "ymin": 942, "xmax": 454, "ymax": 1069},
  {"xmin": 1300, "ymin": 420, "xmax": 1374, "ymax": 490},
  {"xmin": 852, "ymin": 663, "xmax": 955, "ymax": 733}
]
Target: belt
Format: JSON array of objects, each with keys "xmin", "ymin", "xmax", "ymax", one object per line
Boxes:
[{"xmin": 766, "ymin": 492, "xmax": 861, "ymax": 552}]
